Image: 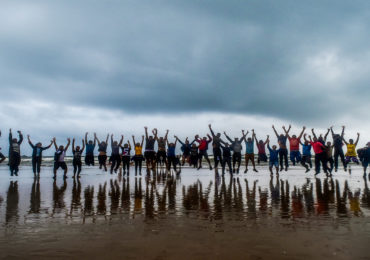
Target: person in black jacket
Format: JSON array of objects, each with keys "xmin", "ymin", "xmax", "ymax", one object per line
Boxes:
[
  {"xmin": 9, "ymin": 129, "xmax": 23, "ymax": 176},
  {"xmin": 28, "ymin": 135, "xmax": 53, "ymax": 177}
]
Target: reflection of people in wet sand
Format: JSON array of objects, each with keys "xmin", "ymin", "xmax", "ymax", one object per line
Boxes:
[
  {"xmin": 29, "ymin": 178, "xmax": 41, "ymax": 214},
  {"xmin": 6, "ymin": 181, "xmax": 19, "ymax": 225},
  {"xmin": 52, "ymin": 179, "xmax": 67, "ymax": 213}
]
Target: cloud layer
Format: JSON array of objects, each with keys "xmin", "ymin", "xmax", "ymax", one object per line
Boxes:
[{"xmin": 0, "ymin": 0, "xmax": 369, "ymax": 154}]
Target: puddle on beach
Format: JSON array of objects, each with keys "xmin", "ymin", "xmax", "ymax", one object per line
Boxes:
[{"xmin": 0, "ymin": 165, "xmax": 369, "ymax": 259}]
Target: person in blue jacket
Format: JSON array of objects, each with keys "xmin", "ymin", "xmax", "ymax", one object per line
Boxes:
[
  {"xmin": 267, "ymin": 139, "xmax": 280, "ymax": 176},
  {"xmin": 28, "ymin": 135, "xmax": 53, "ymax": 177}
]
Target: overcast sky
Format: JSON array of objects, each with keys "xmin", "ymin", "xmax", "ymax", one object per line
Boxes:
[{"xmin": 0, "ymin": 0, "xmax": 369, "ymax": 155}]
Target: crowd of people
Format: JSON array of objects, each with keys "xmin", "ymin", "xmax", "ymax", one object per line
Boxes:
[{"xmin": 0, "ymin": 125, "xmax": 369, "ymax": 179}]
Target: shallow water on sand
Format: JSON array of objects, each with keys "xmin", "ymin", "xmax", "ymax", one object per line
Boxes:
[{"xmin": 0, "ymin": 165, "xmax": 369, "ymax": 259}]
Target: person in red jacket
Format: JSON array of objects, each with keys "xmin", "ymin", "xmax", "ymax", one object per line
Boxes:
[
  {"xmin": 283, "ymin": 126, "xmax": 306, "ymax": 166},
  {"xmin": 305, "ymin": 134, "xmax": 329, "ymax": 176},
  {"xmin": 195, "ymin": 134, "xmax": 213, "ymax": 170}
]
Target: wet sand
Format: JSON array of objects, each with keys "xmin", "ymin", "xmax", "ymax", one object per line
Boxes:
[{"xmin": 0, "ymin": 165, "xmax": 369, "ymax": 259}]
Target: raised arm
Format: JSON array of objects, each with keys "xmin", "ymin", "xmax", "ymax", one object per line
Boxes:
[
  {"xmin": 298, "ymin": 126, "xmax": 306, "ymax": 139},
  {"xmin": 311, "ymin": 129, "xmax": 317, "ymax": 139},
  {"xmin": 141, "ymin": 135, "xmax": 144, "ymax": 147},
  {"xmin": 174, "ymin": 138, "xmax": 178, "ymax": 146},
  {"xmin": 241, "ymin": 130, "xmax": 248, "ymax": 142},
  {"xmin": 85, "ymin": 132, "xmax": 88, "ymax": 144},
  {"xmin": 355, "ymin": 133, "xmax": 360, "ymax": 146},
  {"xmin": 93, "ymin": 133, "xmax": 97, "ymax": 146},
  {"xmin": 17, "ymin": 131, "xmax": 23, "ymax": 144},
  {"xmin": 285, "ymin": 125, "xmax": 291, "ymax": 136},
  {"xmin": 9, "ymin": 129, "xmax": 12, "ymax": 143},
  {"xmin": 209, "ymin": 124, "xmax": 215, "ymax": 137},
  {"xmin": 272, "ymin": 125, "xmax": 279, "ymax": 138},
  {"xmin": 95, "ymin": 134, "xmax": 100, "ymax": 144},
  {"xmin": 127, "ymin": 140, "xmax": 131, "ymax": 149},
  {"xmin": 111, "ymin": 134, "xmax": 114, "ymax": 146},
  {"xmin": 119, "ymin": 135, "xmax": 124, "ymax": 146},
  {"xmin": 175, "ymin": 136, "xmax": 184, "ymax": 146},
  {"xmin": 27, "ymin": 135, "xmax": 34, "ymax": 148},
  {"xmin": 132, "ymin": 135, "xmax": 136, "ymax": 145},
  {"xmin": 72, "ymin": 138, "xmax": 75, "ymax": 152},
  {"xmin": 264, "ymin": 135, "xmax": 269, "ymax": 145},
  {"xmin": 207, "ymin": 134, "xmax": 212, "ymax": 142},
  {"xmin": 81, "ymin": 140, "xmax": 86, "ymax": 153},
  {"xmin": 341, "ymin": 126, "xmax": 345, "ymax": 138},
  {"xmin": 53, "ymin": 137, "xmax": 58, "ymax": 150},
  {"xmin": 153, "ymin": 129, "xmax": 158, "ymax": 140},
  {"xmin": 303, "ymin": 134, "xmax": 308, "ymax": 143},
  {"xmin": 44, "ymin": 140, "xmax": 53, "ymax": 150},
  {"xmin": 324, "ymin": 128, "xmax": 330, "ymax": 142},
  {"xmin": 144, "ymin": 127, "xmax": 148, "ymax": 139},
  {"xmin": 252, "ymin": 130, "xmax": 258, "ymax": 143},
  {"xmin": 105, "ymin": 134, "xmax": 109, "ymax": 144},
  {"xmin": 224, "ymin": 131, "xmax": 233, "ymax": 143},
  {"xmin": 65, "ymin": 138, "xmax": 71, "ymax": 151},
  {"xmin": 164, "ymin": 130, "xmax": 169, "ymax": 141}
]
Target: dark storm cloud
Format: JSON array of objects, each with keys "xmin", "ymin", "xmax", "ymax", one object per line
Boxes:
[{"xmin": 0, "ymin": 0, "xmax": 369, "ymax": 123}]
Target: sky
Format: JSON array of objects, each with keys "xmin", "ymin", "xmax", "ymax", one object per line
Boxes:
[{"xmin": 0, "ymin": 0, "xmax": 369, "ymax": 155}]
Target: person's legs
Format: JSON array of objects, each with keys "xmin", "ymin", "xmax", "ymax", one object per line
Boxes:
[
  {"xmin": 290, "ymin": 151, "xmax": 296, "ymax": 166},
  {"xmin": 351, "ymin": 156, "xmax": 360, "ymax": 165},
  {"xmin": 314, "ymin": 154, "xmax": 320, "ymax": 175},
  {"xmin": 250, "ymin": 154, "xmax": 257, "ymax": 171},
  {"xmin": 36, "ymin": 157, "xmax": 42, "ymax": 175},
  {"xmin": 62, "ymin": 162, "xmax": 68, "ymax": 178},
  {"xmin": 198, "ymin": 152, "xmax": 204, "ymax": 169},
  {"xmin": 334, "ymin": 150, "xmax": 339, "ymax": 171},
  {"xmin": 14, "ymin": 153, "xmax": 20, "ymax": 176},
  {"xmin": 73, "ymin": 160, "xmax": 78, "ymax": 176},
  {"xmin": 244, "ymin": 154, "xmax": 249, "ymax": 172},
  {"xmin": 283, "ymin": 149, "xmax": 289, "ymax": 170},
  {"xmin": 301, "ymin": 155, "xmax": 310, "ymax": 172},
  {"xmin": 115, "ymin": 156, "xmax": 121, "ymax": 172},
  {"xmin": 279, "ymin": 150, "xmax": 284, "ymax": 170},
  {"xmin": 32, "ymin": 157, "xmax": 37, "ymax": 175},
  {"xmin": 204, "ymin": 153, "xmax": 212, "ymax": 169},
  {"xmin": 77, "ymin": 162, "xmax": 82, "ymax": 176}
]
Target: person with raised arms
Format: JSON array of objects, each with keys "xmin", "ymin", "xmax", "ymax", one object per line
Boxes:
[
  {"xmin": 95, "ymin": 134, "xmax": 109, "ymax": 171},
  {"xmin": 84, "ymin": 132, "xmax": 96, "ymax": 166},
  {"xmin": 267, "ymin": 138, "xmax": 280, "ymax": 176},
  {"xmin": 305, "ymin": 134, "xmax": 328, "ymax": 176},
  {"xmin": 155, "ymin": 129, "xmax": 169, "ymax": 169},
  {"xmin": 53, "ymin": 137, "xmax": 71, "ymax": 179},
  {"xmin": 272, "ymin": 125, "xmax": 290, "ymax": 171},
  {"xmin": 300, "ymin": 136, "xmax": 312, "ymax": 172},
  {"xmin": 224, "ymin": 130, "xmax": 247, "ymax": 173},
  {"xmin": 209, "ymin": 124, "xmax": 226, "ymax": 171},
  {"xmin": 120, "ymin": 140, "xmax": 131, "ymax": 176},
  {"xmin": 220, "ymin": 142, "xmax": 232, "ymax": 176},
  {"xmin": 283, "ymin": 125, "xmax": 306, "ymax": 166},
  {"xmin": 311, "ymin": 128, "xmax": 330, "ymax": 145},
  {"xmin": 28, "ymin": 135, "xmax": 53, "ymax": 178},
  {"xmin": 344, "ymin": 132, "xmax": 360, "ymax": 166},
  {"xmin": 72, "ymin": 138, "xmax": 85, "ymax": 178},
  {"xmin": 330, "ymin": 126, "xmax": 347, "ymax": 172},
  {"xmin": 8, "ymin": 129, "xmax": 23, "ymax": 176},
  {"xmin": 166, "ymin": 137, "xmax": 179, "ymax": 173},
  {"xmin": 175, "ymin": 136, "xmax": 193, "ymax": 166},
  {"xmin": 110, "ymin": 134, "xmax": 124, "ymax": 174},
  {"xmin": 195, "ymin": 133, "xmax": 213, "ymax": 170},
  {"xmin": 254, "ymin": 133, "xmax": 269, "ymax": 165},
  {"xmin": 244, "ymin": 129, "xmax": 258, "ymax": 173},
  {"xmin": 144, "ymin": 127, "xmax": 157, "ymax": 170},
  {"xmin": 132, "ymin": 135, "xmax": 145, "ymax": 176}
]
